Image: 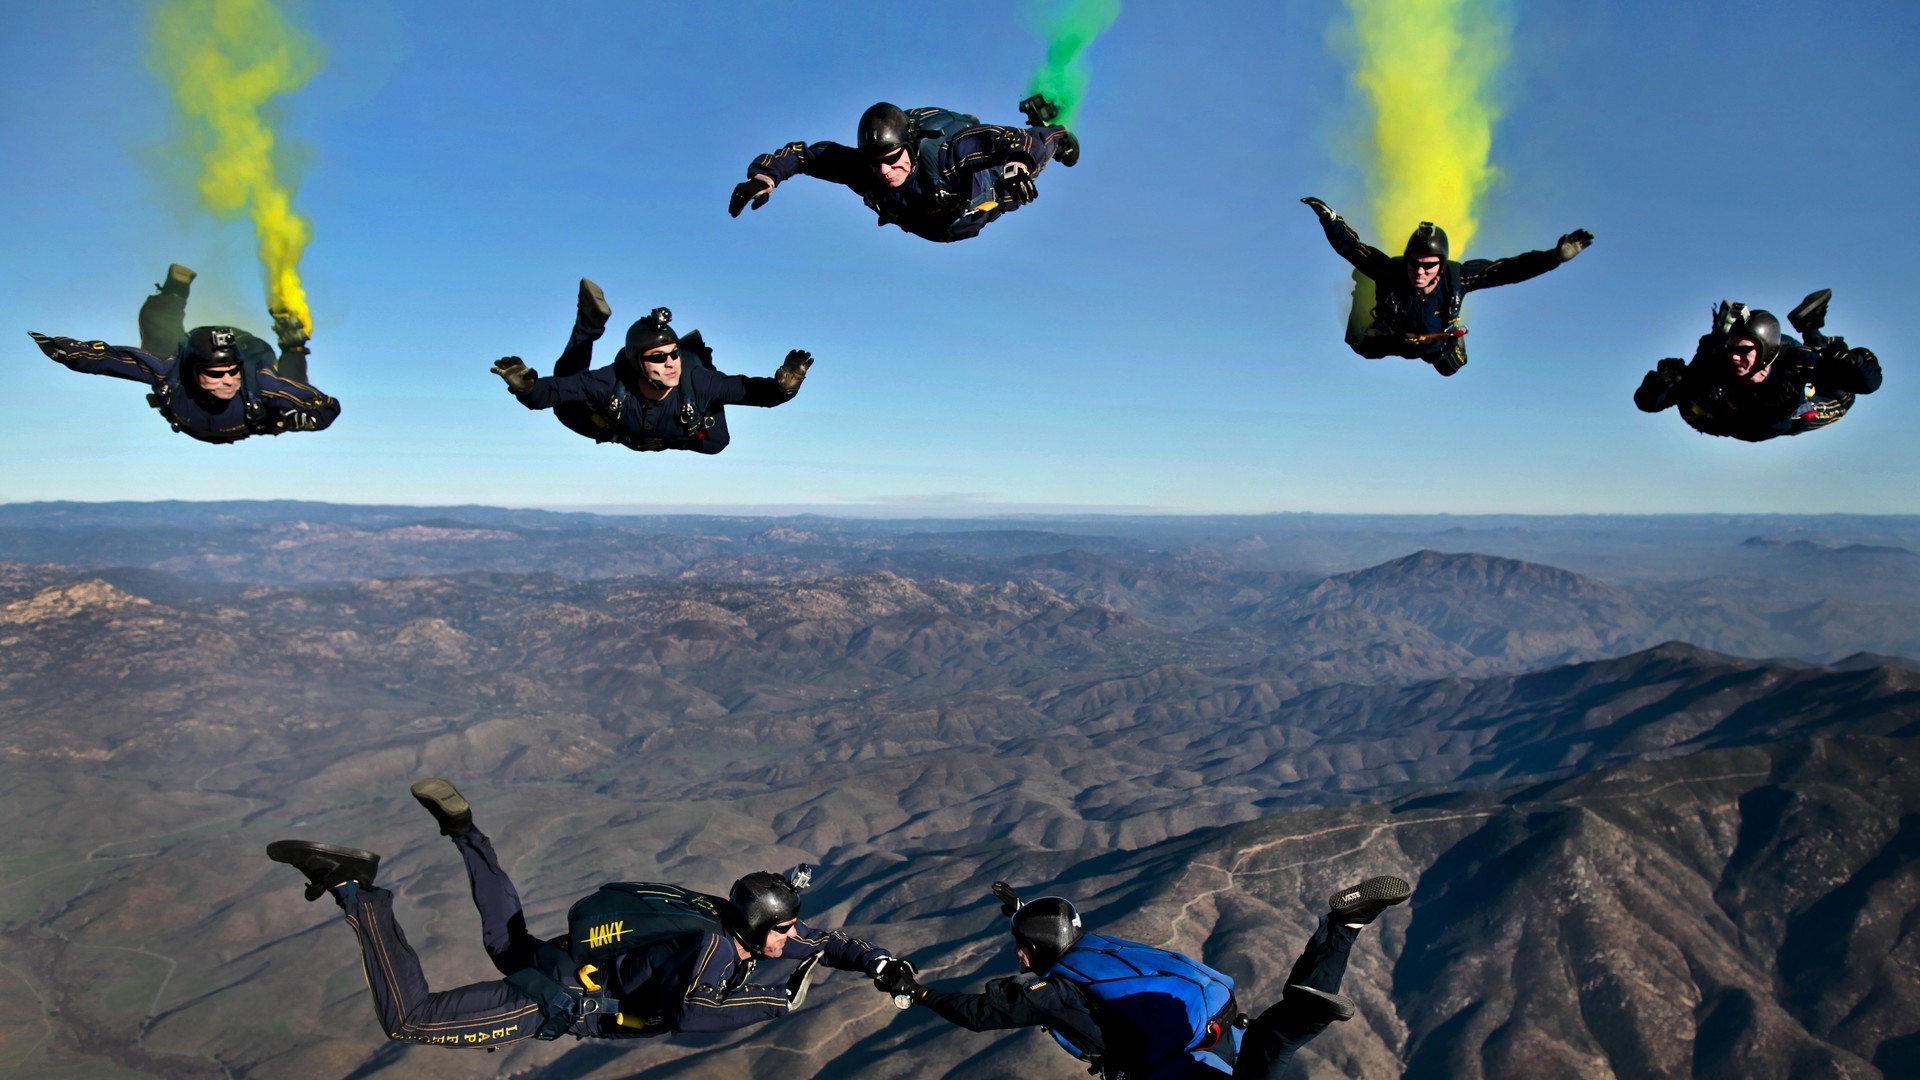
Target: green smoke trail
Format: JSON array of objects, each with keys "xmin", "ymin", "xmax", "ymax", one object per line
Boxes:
[{"xmin": 1026, "ymin": 0, "xmax": 1121, "ymax": 127}]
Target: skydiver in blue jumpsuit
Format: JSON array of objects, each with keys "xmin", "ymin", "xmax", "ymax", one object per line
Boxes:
[
  {"xmin": 729, "ymin": 99, "xmax": 1081, "ymax": 243},
  {"xmin": 27, "ymin": 263, "xmax": 337, "ymax": 442},
  {"xmin": 490, "ymin": 280, "xmax": 812, "ymax": 454},
  {"xmin": 1301, "ymin": 197, "xmax": 1593, "ymax": 376},
  {"xmin": 874, "ymin": 877, "xmax": 1411, "ymax": 1079},
  {"xmin": 265, "ymin": 780, "xmax": 903, "ymax": 1048}
]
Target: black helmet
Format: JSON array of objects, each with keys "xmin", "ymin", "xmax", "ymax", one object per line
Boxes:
[
  {"xmin": 623, "ymin": 307, "xmax": 677, "ymax": 356},
  {"xmin": 184, "ymin": 326, "xmax": 241, "ymax": 371},
  {"xmin": 1404, "ymin": 222, "xmax": 1449, "ymax": 260},
  {"xmin": 857, "ymin": 102, "xmax": 913, "ymax": 162},
  {"xmin": 1726, "ymin": 308, "xmax": 1782, "ymax": 370},
  {"xmin": 1010, "ymin": 896, "xmax": 1083, "ymax": 972},
  {"xmin": 728, "ymin": 871, "xmax": 800, "ymax": 951}
]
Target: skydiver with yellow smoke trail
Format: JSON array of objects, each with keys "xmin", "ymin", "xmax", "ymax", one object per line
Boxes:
[
  {"xmin": 1300, "ymin": 198, "xmax": 1592, "ymax": 376},
  {"xmin": 25, "ymin": 263, "xmax": 338, "ymax": 443}
]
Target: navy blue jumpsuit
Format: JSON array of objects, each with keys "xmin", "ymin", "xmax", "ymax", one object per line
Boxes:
[
  {"xmin": 331, "ymin": 826, "xmax": 891, "ymax": 1046},
  {"xmin": 514, "ymin": 318, "xmax": 793, "ymax": 454},
  {"xmin": 746, "ymin": 110, "xmax": 1075, "ymax": 242},
  {"xmin": 1635, "ymin": 329, "xmax": 1883, "ymax": 441},
  {"xmin": 1315, "ymin": 214, "xmax": 1567, "ymax": 371},
  {"xmin": 30, "ymin": 334, "xmax": 338, "ymax": 443}
]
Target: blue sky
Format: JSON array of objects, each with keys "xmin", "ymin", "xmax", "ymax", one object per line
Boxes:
[{"xmin": 2, "ymin": 0, "xmax": 1916, "ymax": 514}]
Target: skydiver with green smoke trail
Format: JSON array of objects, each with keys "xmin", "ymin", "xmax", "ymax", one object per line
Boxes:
[
  {"xmin": 729, "ymin": 98, "xmax": 1080, "ymax": 243},
  {"xmin": 1301, "ymin": 197, "xmax": 1593, "ymax": 376}
]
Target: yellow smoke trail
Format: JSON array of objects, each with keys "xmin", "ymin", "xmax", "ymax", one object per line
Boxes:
[
  {"xmin": 149, "ymin": 0, "xmax": 323, "ymax": 334},
  {"xmin": 1344, "ymin": 0, "xmax": 1508, "ymax": 257}
]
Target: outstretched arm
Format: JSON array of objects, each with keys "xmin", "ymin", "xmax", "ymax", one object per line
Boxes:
[
  {"xmin": 1634, "ymin": 358, "xmax": 1688, "ymax": 413},
  {"xmin": 917, "ymin": 976, "xmax": 1105, "ymax": 1052},
  {"xmin": 491, "ymin": 358, "xmax": 612, "ymax": 413},
  {"xmin": 256, "ymin": 369, "xmax": 340, "ymax": 432},
  {"xmin": 1300, "ymin": 198, "xmax": 1397, "ymax": 281},
  {"xmin": 693, "ymin": 352, "xmax": 811, "ymax": 409},
  {"xmin": 785, "ymin": 919, "xmax": 894, "ymax": 974},
  {"xmin": 749, "ymin": 140, "xmax": 870, "ymax": 186},
  {"xmin": 29, "ymin": 333, "xmax": 166, "ymax": 386},
  {"xmin": 1460, "ymin": 230, "xmax": 1592, "ymax": 293},
  {"xmin": 732, "ymin": 141, "xmax": 875, "ymax": 216}
]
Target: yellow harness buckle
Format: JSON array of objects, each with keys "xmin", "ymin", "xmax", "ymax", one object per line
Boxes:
[{"xmin": 578, "ymin": 964, "xmax": 602, "ymax": 992}]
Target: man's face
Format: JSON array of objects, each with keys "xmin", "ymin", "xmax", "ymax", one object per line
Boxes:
[
  {"xmin": 1407, "ymin": 256, "xmax": 1443, "ymax": 295},
  {"xmin": 196, "ymin": 363, "xmax": 243, "ymax": 401},
  {"xmin": 757, "ymin": 916, "xmax": 799, "ymax": 958},
  {"xmin": 1726, "ymin": 337, "xmax": 1767, "ymax": 381},
  {"xmin": 641, "ymin": 343, "xmax": 681, "ymax": 387},
  {"xmin": 872, "ymin": 145, "xmax": 913, "ymax": 188}
]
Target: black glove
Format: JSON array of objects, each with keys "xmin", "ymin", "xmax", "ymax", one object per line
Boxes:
[
  {"xmin": 997, "ymin": 163, "xmax": 1038, "ymax": 208},
  {"xmin": 992, "ymin": 881, "xmax": 1022, "ymax": 918},
  {"xmin": 872, "ymin": 956, "xmax": 915, "ymax": 980},
  {"xmin": 774, "ymin": 349, "xmax": 813, "ymax": 397},
  {"xmin": 1555, "ymin": 229, "xmax": 1594, "ymax": 262},
  {"xmin": 1656, "ymin": 357, "xmax": 1687, "ymax": 384},
  {"xmin": 28, "ymin": 332, "xmax": 69, "ymax": 362},
  {"xmin": 874, "ymin": 958, "xmax": 923, "ymax": 998},
  {"xmin": 785, "ymin": 952, "xmax": 822, "ymax": 1007},
  {"xmin": 270, "ymin": 309, "xmax": 310, "ymax": 352},
  {"xmin": 1301, "ymin": 196, "xmax": 1338, "ymax": 225},
  {"xmin": 276, "ymin": 410, "xmax": 323, "ymax": 433},
  {"xmin": 730, "ymin": 175, "xmax": 774, "ymax": 218},
  {"xmin": 491, "ymin": 356, "xmax": 536, "ymax": 393}
]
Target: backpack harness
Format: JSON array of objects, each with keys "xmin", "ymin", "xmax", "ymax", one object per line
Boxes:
[
  {"xmin": 586, "ymin": 331, "xmax": 717, "ymax": 452},
  {"xmin": 861, "ymin": 107, "xmax": 983, "ymax": 225},
  {"xmin": 503, "ymin": 881, "xmax": 729, "ymax": 1040},
  {"xmin": 1044, "ymin": 934, "xmax": 1243, "ymax": 1078},
  {"xmin": 147, "ymin": 331, "xmax": 277, "ymax": 441},
  {"xmin": 1369, "ymin": 260, "xmax": 1465, "ymax": 344}
]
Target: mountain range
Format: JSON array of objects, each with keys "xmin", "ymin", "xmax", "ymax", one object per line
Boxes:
[{"xmin": 0, "ymin": 504, "xmax": 1914, "ymax": 1078}]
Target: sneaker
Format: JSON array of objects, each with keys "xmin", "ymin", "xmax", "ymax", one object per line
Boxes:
[
  {"xmin": 410, "ymin": 778, "xmax": 473, "ymax": 837},
  {"xmin": 267, "ymin": 840, "xmax": 380, "ymax": 902},
  {"xmin": 1787, "ymin": 288, "xmax": 1831, "ymax": 338},
  {"xmin": 578, "ymin": 278, "xmax": 611, "ymax": 335},
  {"xmin": 1329, "ymin": 875, "xmax": 1411, "ymax": 924},
  {"xmin": 1283, "ymin": 983, "xmax": 1356, "ymax": 1023}
]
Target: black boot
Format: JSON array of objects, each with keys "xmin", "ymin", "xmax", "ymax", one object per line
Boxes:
[
  {"xmin": 1329, "ymin": 875, "xmax": 1411, "ymax": 924},
  {"xmin": 577, "ymin": 278, "xmax": 611, "ymax": 339},
  {"xmin": 159, "ymin": 263, "xmax": 196, "ymax": 298},
  {"xmin": 1427, "ymin": 337, "xmax": 1467, "ymax": 377},
  {"xmin": 1788, "ymin": 288, "xmax": 1831, "ymax": 339},
  {"xmin": 1056, "ymin": 130, "xmax": 1081, "ymax": 168},
  {"xmin": 267, "ymin": 840, "xmax": 380, "ymax": 902},
  {"xmin": 1019, "ymin": 93, "xmax": 1060, "ymax": 126},
  {"xmin": 1283, "ymin": 983, "xmax": 1356, "ymax": 1024},
  {"xmin": 410, "ymin": 778, "xmax": 473, "ymax": 837}
]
